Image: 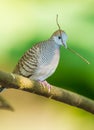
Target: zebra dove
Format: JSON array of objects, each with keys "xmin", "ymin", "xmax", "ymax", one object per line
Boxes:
[{"xmin": 13, "ymin": 29, "xmax": 68, "ymax": 91}]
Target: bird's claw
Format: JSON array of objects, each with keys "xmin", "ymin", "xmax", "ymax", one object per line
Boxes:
[{"xmin": 39, "ymin": 81, "xmax": 51, "ymax": 92}]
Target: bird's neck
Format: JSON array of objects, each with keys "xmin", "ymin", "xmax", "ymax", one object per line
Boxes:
[{"xmin": 48, "ymin": 38, "xmax": 61, "ymax": 49}]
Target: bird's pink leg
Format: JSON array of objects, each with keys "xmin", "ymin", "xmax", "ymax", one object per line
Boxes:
[{"xmin": 39, "ymin": 81, "xmax": 51, "ymax": 92}]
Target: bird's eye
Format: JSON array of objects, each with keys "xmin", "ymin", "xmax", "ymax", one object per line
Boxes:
[{"xmin": 58, "ymin": 36, "xmax": 61, "ymax": 39}]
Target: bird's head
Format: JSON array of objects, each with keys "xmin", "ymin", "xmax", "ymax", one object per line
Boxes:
[
  {"xmin": 51, "ymin": 30, "xmax": 68, "ymax": 48},
  {"xmin": 51, "ymin": 29, "xmax": 90, "ymax": 64}
]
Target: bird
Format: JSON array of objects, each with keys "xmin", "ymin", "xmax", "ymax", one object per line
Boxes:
[{"xmin": 12, "ymin": 29, "xmax": 68, "ymax": 91}]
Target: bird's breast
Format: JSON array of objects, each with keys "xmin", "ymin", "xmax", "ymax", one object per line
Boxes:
[{"xmin": 31, "ymin": 47, "xmax": 60, "ymax": 81}]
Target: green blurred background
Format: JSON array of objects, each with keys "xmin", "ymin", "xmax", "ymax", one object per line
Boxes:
[{"xmin": 0, "ymin": 0, "xmax": 94, "ymax": 130}]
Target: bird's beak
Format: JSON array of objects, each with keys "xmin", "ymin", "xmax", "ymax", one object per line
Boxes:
[
  {"xmin": 62, "ymin": 40, "xmax": 67, "ymax": 49},
  {"xmin": 62, "ymin": 32, "xmax": 68, "ymax": 49}
]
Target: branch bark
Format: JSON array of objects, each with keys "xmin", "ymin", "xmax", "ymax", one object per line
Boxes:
[{"xmin": 0, "ymin": 70, "xmax": 94, "ymax": 114}]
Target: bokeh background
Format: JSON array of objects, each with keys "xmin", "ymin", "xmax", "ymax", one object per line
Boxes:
[{"xmin": 0, "ymin": 0, "xmax": 94, "ymax": 130}]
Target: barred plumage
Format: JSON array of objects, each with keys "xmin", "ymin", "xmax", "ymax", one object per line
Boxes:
[{"xmin": 13, "ymin": 38, "xmax": 61, "ymax": 81}]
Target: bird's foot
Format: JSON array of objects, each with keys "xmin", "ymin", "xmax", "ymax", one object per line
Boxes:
[{"xmin": 39, "ymin": 81, "xmax": 51, "ymax": 92}]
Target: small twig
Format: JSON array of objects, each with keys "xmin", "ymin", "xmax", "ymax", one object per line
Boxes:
[
  {"xmin": 0, "ymin": 70, "xmax": 94, "ymax": 114},
  {"xmin": 0, "ymin": 95, "xmax": 14, "ymax": 111}
]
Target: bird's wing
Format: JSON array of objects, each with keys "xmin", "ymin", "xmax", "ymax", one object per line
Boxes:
[{"xmin": 13, "ymin": 43, "xmax": 41, "ymax": 78}]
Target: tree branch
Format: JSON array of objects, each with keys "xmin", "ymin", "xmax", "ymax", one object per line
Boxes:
[
  {"xmin": 0, "ymin": 95, "xmax": 14, "ymax": 111},
  {"xmin": 0, "ymin": 70, "xmax": 94, "ymax": 114}
]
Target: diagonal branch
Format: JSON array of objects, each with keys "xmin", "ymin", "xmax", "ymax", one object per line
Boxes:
[
  {"xmin": 0, "ymin": 95, "xmax": 14, "ymax": 111},
  {"xmin": 0, "ymin": 70, "xmax": 94, "ymax": 114}
]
